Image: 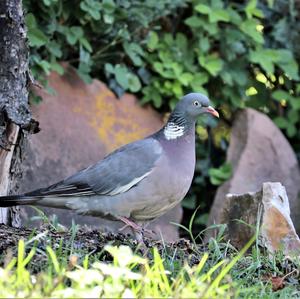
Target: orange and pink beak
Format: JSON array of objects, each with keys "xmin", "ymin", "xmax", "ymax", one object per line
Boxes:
[{"xmin": 205, "ymin": 106, "xmax": 219, "ymax": 118}]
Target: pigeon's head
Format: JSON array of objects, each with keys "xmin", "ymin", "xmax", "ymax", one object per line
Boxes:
[
  {"xmin": 163, "ymin": 93, "xmax": 219, "ymax": 140},
  {"xmin": 173, "ymin": 93, "xmax": 219, "ymax": 121}
]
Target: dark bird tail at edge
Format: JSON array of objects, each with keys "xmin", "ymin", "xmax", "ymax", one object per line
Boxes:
[{"xmin": 0, "ymin": 195, "xmax": 39, "ymax": 207}]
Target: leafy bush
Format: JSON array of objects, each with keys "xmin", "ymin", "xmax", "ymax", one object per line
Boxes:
[
  {"xmin": 23, "ymin": 0, "xmax": 300, "ymax": 232},
  {"xmin": 23, "ymin": 0, "xmax": 185, "ymax": 86}
]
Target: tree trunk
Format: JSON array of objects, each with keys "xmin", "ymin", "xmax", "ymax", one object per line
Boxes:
[{"xmin": 0, "ymin": 0, "xmax": 36, "ymax": 225}]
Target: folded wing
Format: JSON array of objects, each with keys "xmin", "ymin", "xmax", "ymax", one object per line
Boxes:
[{"xmin": 26, "ymin": 138, "xmax": 162, "ymax": 198}]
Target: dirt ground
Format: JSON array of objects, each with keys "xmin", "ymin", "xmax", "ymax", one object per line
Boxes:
[{"xmin": 0, "ymin": 224, "xmax": 206, "ymax": 268}]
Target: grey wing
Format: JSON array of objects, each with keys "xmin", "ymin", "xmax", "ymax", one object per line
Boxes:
[{"xmin": 26, "ymin": 138, "xmax": 162, "ymax": 198}]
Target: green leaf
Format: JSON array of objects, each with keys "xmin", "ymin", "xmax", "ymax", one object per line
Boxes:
[
  {"xmin": 102, "ymin": 0, "xmax": 116, "ymax": 13},
  {"xmin": 275, "ymin": 49, "xmax": 299, "ymax": 79},
  {"xmin": 142, "ymin": 84, "xmax": 162, "ymax": 108},
  {"xmin": 208, "ymin": 163, "xmax": 232, "ymax": 186},
  {"xmin": 80, "ymin": 38, "xmax": 93, "ymax": 52},
  {"xmin": 25, "ymin": 13, "xmax": 37, "ymax": 28},
  {"xmin": 170, "ymin": 62, "xmax": 183, "ymax": 77},
  {"xmin": 199, "ymin": 37, "xmax": 210, "ymax": 52},
  {"xmin": 233, "ymin": 73, "xmax": 247, "ymax": 86},
  {"xmin": 209, "ymin": 9, "xmax": 230, "ymax": 23},
  {"xmin": 79, "ymin": 46, "xmax": 91, "ymax": 64},
  {"xmin": 245, "ymin": 0, "xmax": 257, "ymax": 17},
  {"xmin": 240, "ymin": 20, "xmax": 264, "ymax": 44},
  {"xmin": 105, "ymin": 63, "xmax": 115, "ymax": 74},
  {"xmin": 227, "ymin": 7, "xmax": 242, "ymax": 24},
  {"xmin": 178, "ymin": 73, "xmax": 193, "ymax": 86},
  {"xmin": 42, "ymin": 0, "xmax": 58, "ymax": 6},
  {"xmin": 124, "ymin": 42, "xmax": 144, "ymax": 66},
  {"xmin": 290, "ymin": 97, "xmax": 300, "ymax": 110},
  {"xmin": 36, "ymin": 59, "xmax": 51, "ymax": 75},
  {"xmin": 80, "ymin": 0, "xmax": 102, "ymax": 20},
  {"xmin": 190, "ymin": 73, "xmax": 209, "ymax": 94},
  {"xmin": 27, "ymin": 28, "xmax": 48, "ymax": 47},
  {"xmin": 114, "ymin": 65, "xmax": 129, "ymax": 89},
  {"xmin": 199, "ymin": 55, "xmax": 223, "ymax": 76},
  {"xmin": 163, "ymin": 33, "xmax": 173, "ymax": 47},
  {"xmin": 127, "ymin": 73, "xmax": 141, "ymax": 92},
  {"xmin": 195, "ymin": 4, "xmax": 211, "ymax": 14},
  {"xmin": 153, "ymin": 62, "xmax": 163, "ymax": 74},
  {"xmin": 287, "ymin": 124, "xmax": 296, "ymax": 137},
  {"xmin": 185, "ymin": 16, "xmax": 203, "ymax": 28},
  {"xmin": 193, "ymin": 73, "xmax": 209, "ymax": 85},
  {"xmin": 211, "ymin": 0, "xmax": 224, "ymax": 9},
  {"xmin": 172, "ymin": 81, "xmax": 183, "ymax": 97},
  {"xmin": 26, "ymin": 14, "xmax": 48, "ymax": 48},
  {"xmin": 66, "ymin": 27, "xmax": 84, "ymax": 45},
  {"xmin": 77, "ymin": 63, "xmax": 92, "ymax": 84},
  {"xmin": 153, "ymin": 94, "xmax": 163, "ymax": 108},
  {"xmin": 175, "ymin": 33, "xmax": 187, "ymax": 49},
  {"xmin": 288, "ymin": 110, "xmax": 299, "ymax": 123},
  {"xmin": 271, "ymin": 90, "xmax": 291, "ymax": 101},
  {"xmin": 245, "ymin": 0, "xmax": 264, "ymax": 19},
  {"xmin": 51, "ymin": 62, "xmax": 64, "ymax": 75},
  {"xmin": 220, "ymin": 72, "xmax": 233, "ymax": 86},
  {"xmin": 147, "ymin": 31, "xmax": 159, "ymax": 50},
  {"xmin": 249, "ymin": 49, "xmax": 280, "ymax": 74},
  {"xmin": 279, "ymin": 62, "xmax": 299, "ymax": 80},
  {"xmin": 47, "ymin": 42, "xmax": 62, "ymax": 58},
  {"xmin": 104, "ymin": 14, "xmax": 114, "ymax": 24},
  {"xmin": 182, "ymin": 196, "xmax": 196, "ymax": 209},
  {"xmin": 273, "ymin": 116, "xmax": 288, "ymax": 128}
]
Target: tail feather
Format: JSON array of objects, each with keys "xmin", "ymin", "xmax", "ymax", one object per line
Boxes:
[{"xmin": 0, "ymin": 195, "xmax": 39, "ymax": 207}]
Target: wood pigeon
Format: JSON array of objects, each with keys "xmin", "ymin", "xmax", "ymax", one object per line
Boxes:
[{"xmin": 0, "ymin": 93, "xmax": 219, "ymax": 236}]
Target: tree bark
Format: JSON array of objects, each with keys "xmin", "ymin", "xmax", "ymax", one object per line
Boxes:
[{"xmin": 0, "ymin": 0, "xmax": 35, "ymax": 225}]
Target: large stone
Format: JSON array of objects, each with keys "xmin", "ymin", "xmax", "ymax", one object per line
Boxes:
[
  {"xmin": 207, "ymin": 108, "xmax": 300, "ymax": 237},
  {"xmin": 220, "ymin": 182, "xmax": 300, "ymax": 256},
  {"xmin": 261, "ymin": 183, "xmax": 300, "ymax": 255},
  {"xmin": 19, "ymin": 65, "xmax": 182, "ymax": 242}
]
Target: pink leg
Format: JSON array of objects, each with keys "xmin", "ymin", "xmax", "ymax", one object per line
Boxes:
[
  {"xmin": 117, "ymin": 216, "xmax": 142, "ymax": 231},
  {"xmin": 117, "ymin": 216, "xmax": 156, "ymax": 237}
]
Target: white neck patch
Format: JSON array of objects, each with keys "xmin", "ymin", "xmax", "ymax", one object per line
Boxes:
[{"xmin": 164, "ymin": 122, "xmax": 185, "ymax": 140}]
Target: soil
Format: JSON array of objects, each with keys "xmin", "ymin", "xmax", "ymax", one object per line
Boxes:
[{"xmin": 0, "ymin": 224, "xmax": 207, "ymax": 269}]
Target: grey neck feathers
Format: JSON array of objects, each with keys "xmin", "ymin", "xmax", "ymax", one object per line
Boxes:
[{"xmin": 163, "ymin": 112, "xmax": 194, "ymax": 140}]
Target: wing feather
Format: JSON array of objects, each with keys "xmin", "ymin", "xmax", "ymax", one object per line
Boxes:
[{"xmin": 26, "ymin": 138, "xmax": 162, "ymax": 198}]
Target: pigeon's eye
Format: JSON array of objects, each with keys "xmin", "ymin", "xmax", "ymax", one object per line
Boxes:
[{"xmin": 193, "ymin": 100, "xmax": 200, "ymax": 106}]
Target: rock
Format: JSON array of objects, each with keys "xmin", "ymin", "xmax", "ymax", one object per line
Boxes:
[
  {"xmin": 19, "ymin": 65, "xmax": 181, "ymax": 242},
  {"xmin": 207, "ymin": 108, "xmax": 300, "ymax": 237},
  {"xmin": 261, "ymin": 183, "xmax": 300, "ymax": 256},
  {"xmin": 219, "ymin": 190, "xmax": 262, "ymax": 249},
  {"xmin": 220, "ymin": 182, "xmax": 300, "ymax": 256}
]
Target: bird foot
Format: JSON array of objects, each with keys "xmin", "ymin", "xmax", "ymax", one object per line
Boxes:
[{"xmin": 117, "ymin": 216, "xmax": 156, "ymax": 238}]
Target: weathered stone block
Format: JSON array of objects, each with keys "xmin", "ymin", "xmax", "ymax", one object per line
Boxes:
[{"xmin": 219, "ymin": 182, "xmax": 300, "ymax": 256}]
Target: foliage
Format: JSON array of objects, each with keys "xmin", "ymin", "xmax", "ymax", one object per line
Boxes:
[
  {"xmin": 142, "ymin": 0, "xmax": 300, "ymax": 136},
  {"xmin": 23, "ymin": 0, "xmax": 300, "ymax": 232},
  {"xmin": 23, "ymin": 0, "xmax": 185, "ymax": 87},
  {"xmin": 209, "ymin": 162, "xmax": 232, "ymax": 186}
]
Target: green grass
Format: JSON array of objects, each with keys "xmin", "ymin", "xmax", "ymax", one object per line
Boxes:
[
  {"xmin": 0, "ymin": 238, "xmax": 248, "ymax": 298},
  {"xmin": 0, "ymin": 213, "xmax": 299, "ymax": 298}
]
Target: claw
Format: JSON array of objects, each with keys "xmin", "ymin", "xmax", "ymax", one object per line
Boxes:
[
  {"xmin": 141, "ymin": 227, "xmax": 156, "ymax": 238},
  {"xmin": 117, "ymin": 216, "xmax": 156, "ymax": 238}
]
